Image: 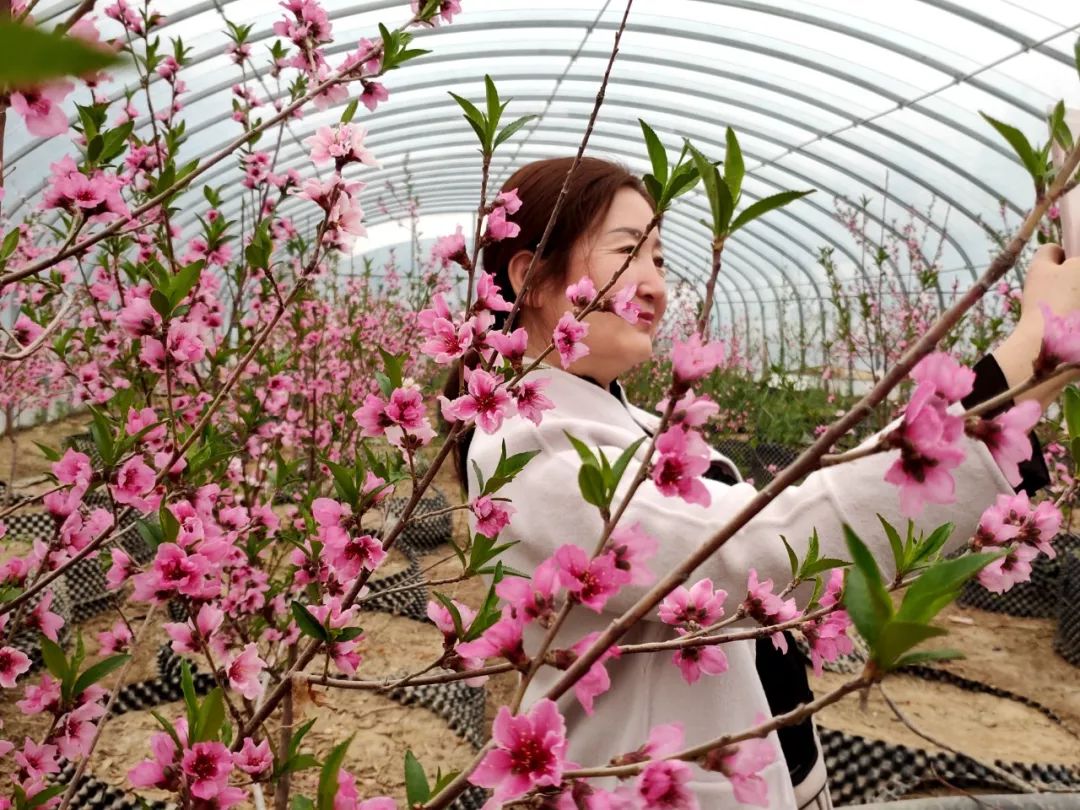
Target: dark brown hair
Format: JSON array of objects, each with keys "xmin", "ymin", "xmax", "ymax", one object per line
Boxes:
[{"xmin": 439, "ymin": 156, "xmax": 651, "ymax": 494}]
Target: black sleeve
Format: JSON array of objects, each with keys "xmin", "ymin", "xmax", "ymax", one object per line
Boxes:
[{"xmin": 960, "ymin": 354, "xmax": 1051, "ymax": 497}]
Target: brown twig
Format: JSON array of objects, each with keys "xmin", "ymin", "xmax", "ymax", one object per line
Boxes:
[
  {"xmin": 56, "ymin": 607, "xmax": 158, "ymax": 810},
  {"xmin": 877, "ymin": 683, "xmax": 1037, "ymax": 794},
  {"xmin": 562, "ymin": 673, "xmax": 873, "ymax": 780}
]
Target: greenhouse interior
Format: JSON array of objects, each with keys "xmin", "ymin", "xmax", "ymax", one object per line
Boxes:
[{"xmin": 0, "ymin": 1, "xmax": 1079, "ymax": 808}]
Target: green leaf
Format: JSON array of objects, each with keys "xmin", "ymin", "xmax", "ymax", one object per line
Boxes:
[
  {"xmin": 1071, "ymin": 435, "xmax": 1080, "ymax": 468},
  {"xmin": 495, "ymin": 447, "xmax": 541, "ymax": 482},
  {"xmin": 181, "ymin": 661, "xmax": 199, "ymax": 735},
  {"xmin": 404, "ymin": 750, "xmax": 431, "ymax": 806},
  {"xmin": 609, "ymin": 437, "xmax": 646, "ymax": 494},
  {"xmin": 150, "ymin": 710, "xmax": 183, "ymax": 751},
  {"xmin": 373, "ymin": 370, "xmax": 394, "ymax": 399},
  {"xmin": 291, "ymin": 600, "xmax": 328, "ymax": 643},
  {"xmin": 666, "ymin": 160, "xmax": 701, "ymax": 200},
  {"xmin": 493, "ymin": 114, "xmax": 536, "ymax": 150},
  {"xmin": 87, "ymin": 133, "xmax": 104, "ymax": 163},
  {"xmin": 729, "ymin": 190, "xmax": 813, "ymax": 234},
  {"xmin": 40, "ymin": 636, "xmax": 69, "ymax": 684},
  {"xmin": 340, "ymin": 98, "xmax": 359, "ymax": 124},
  {"xmin": 801, "ymin": 557, "xmax": 849, "ymax": 578},
  {"xmin": 88, "ymin": 407, "xmax": 115, "ymax": 467},
  {"xmin": 642, "ymin": 175, "xmax": 664, "ymax": 207},
  {"xmin": 640, "ymin": 120, "xmax": 669, "ymax": 185},
  {"xmin": 33, "ymin": 441, "xmax": 61, "ymax": 462},
  {"xmin": 980, "ymin": 112, "xmax": 1044, "ymax": 180},
  {"xmin": 150, "ymin": 289, "xmax": 171, "ymax": 318},
  {"xmin": 910, "ymin": 522, "xmax": 954, "ymax": 568},
  {"xmin": 195, "ymin": 687, "xmax": 225, "ymax": 743},
  {"xmin": 432, "ymin": 591, "xmax": 465, "ymax": 639},
  {"xmin": 288, "ymin": 718, "xmax": 317, "ymax": 760},
  {"xmin": 874, "ymin": 622, "xmax": 949, "ymax": 670},
  {"xmin": 484, "ymin": 75, "xmax": 502, "ymax": 134},
  {"xmin": 0, "ymin": 22, "xmax": 121, "ymax": 89},
  {"xmin": 449, "ymin": 91, "xmax": 487, "ymax": 144},
  {"xmin": 159, "ymin": 502, "xmax": 180, "ymax": 544},
  {"xmin": 806, "ymin": 575, "xmax": 825, "ymax": 613},
  {"xmin": 896, "ymin": 551, "xmax": 1001, "ymax": 625},
  {"xmin": 470, "ymin": 459, "xmax": 486, "ymax": 494},
  {"xmin": 432, "ymin": 769, "xmax": 461, "ymax": 794},
  {"xmin": 99, "ymin": 121, "xmax": 135, "ymax": 164},
  {"xmin": 288, "ymin": 753, "xmax": 320, "ymax": 773},
  {"xmin": 688, "ymin": 143, "xmax": 732, "ymax": 235},
  {"xmin": 292, "ymin": 797, "xmax": 315, "ymax": 810},
  {"xmin": 291, "ymin": 601, "xmax": 330, "ymax": 642},
  {"xmin": 72, "ymin": 653, "xmax": 130, "ymax": 697},
  {"xmin": 377, "ymin": 347, "xmax": 404, "ymax": 389},
  {"xmin": 324, "ymin": 459, "xmax": 359, "ymax": 506},
  {"xmin": 877, "ymin": 514, "xmax": 905, "ymax": 578},
  {"xmin": 23, "ymin": 784, "xmax": 66, "ymax": 810},
  {"xmin": 780, "ymin": 535, "xmax": 799, "ymax": 578},
  {"xmin": 578, "ymin": 464, "xmax": 607, "ymax": 508},
  {"xmin": 1, "ymin": 228, "xmax": 20, "ymax": 260},
  {"xmin": 806, "ymin": 528, "xmax": 820, "ymax": 564},
  {"xmin": 334, "ymin": 626, "xmax": 364, "ymax": 642},
  {"xmin": 1049, "ymin": 101, "xmax": 1072, "ymax": 151},
  {"xmin": 169, "ymin": 261, "xmax": 204, "ymax": 308},
  {"xmin": 723, "ymin": 127, "xmax": 744, "ymax": 202},
  {"xmin": 842, "ymin": 525, "xmax": 892, "ymax": 645},
  {"xmin": 562, "ymin": 431, "xmax": 599, "ymax": 469},
  {"xmin": 1064, "ymin": 385, "xmax": 1080, "ymax": 438},
  {"xmin": 1075, "ymin": 34, "xmax": 1080, "ymax": 82},
  {"xmin": 317, "ymin": 736, "xmax": 354, "ymax": 810}
]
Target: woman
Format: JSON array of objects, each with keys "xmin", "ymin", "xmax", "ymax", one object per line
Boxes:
[{"xmin": 443, "ymin": 156, "xmax": 1075, "ymax": 808}]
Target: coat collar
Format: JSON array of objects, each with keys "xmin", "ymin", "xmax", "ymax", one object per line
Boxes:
[
  {"xmin": 520, "ymin": 356, "xmax": 678, "ymax": 448},
  {"xmin": 519, "ymin": 356, "xmax": 744, "ymax": 484},
  {"xmin": 521, "ymin": 356, "xmax": 644, "ymax": 432}
]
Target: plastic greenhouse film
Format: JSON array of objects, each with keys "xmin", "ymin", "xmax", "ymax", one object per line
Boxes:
[{"xmin": 1050, "ymin": 107, "xmax": 1080, "ymax": 259}]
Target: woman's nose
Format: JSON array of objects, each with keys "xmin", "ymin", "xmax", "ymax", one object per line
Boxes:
[{"xmin": 635, "ymin": 260, "xmax": 666, "ymax": 308}]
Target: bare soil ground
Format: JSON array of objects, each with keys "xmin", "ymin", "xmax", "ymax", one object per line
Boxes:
[{"xmin": 1, "ymin": 418, "xmax": 1077, "ymax": 807}]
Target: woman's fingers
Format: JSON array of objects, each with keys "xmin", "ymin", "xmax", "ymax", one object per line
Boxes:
[{"xmin": 1031, "ymin": 243, "xmax": 1065, "ymax": 266}]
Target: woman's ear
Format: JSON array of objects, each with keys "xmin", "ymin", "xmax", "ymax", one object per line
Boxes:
[{"xmin": 507, "ymin": 249, "xmax": 541, "ymax": 306}]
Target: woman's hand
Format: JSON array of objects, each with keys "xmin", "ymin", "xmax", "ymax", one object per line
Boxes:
[{"xmin": 992, "ymin": 243, "xmax": 1080, "ymax": 411}]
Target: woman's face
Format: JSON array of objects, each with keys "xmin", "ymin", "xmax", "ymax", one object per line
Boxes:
[{"xmin": 515, "ymin": 187, "xmax": 668, "ymax": 385}]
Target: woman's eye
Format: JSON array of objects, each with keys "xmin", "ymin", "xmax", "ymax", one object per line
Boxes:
[{"xmin": 654, "ymin": 256, "xmax": 667, "ymax": 272}]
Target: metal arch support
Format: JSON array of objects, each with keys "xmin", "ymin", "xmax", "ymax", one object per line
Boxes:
[
  {"xmin": 207, "ymin": 158, "xmax": 817, "ymax": 329},
  {"xmin": 218, "ymin": 164, "xmax": 816, "ymax": 345},
  {"xmin": 697, "ymin": 0, "xmax": 1049, "ymax": 119},
  {"xmin": 17, "ymin": 65, "xmax": 986, "ymax": 294},
  {"xmin": 208, "ymin": 153, "xmax": 851, "ymax": 355},
  {"xmin": 6, "ymin": 16, "xmax": 1028, "ymax": 257},
  {"xmin": 199, "ymin": 138, "xmax": 892, "ymax": 322},
  {"xmin": 273, "ymin": 186, "xmax": 785, "ymax": 349},
  {"xmin": 2, "ymin": 45, "xmax": 1017, "ymax": 309},
  {"xmin": 287, "ymin": 188, "xmax": 764, "ymax": 338},
  {"xmin": 141, "ymin": 69, "xmax": 984, "ymax": 283},
  {"xmin": 307, "ymin": 178, "xmax": 815, "ymax": 347},
  {"xmin": 356, "ymin": 197, "xmax": 756, "ymax": 344},
  {"xmin": 188, "ymin": 125, "xmax": 893, "ymax": 306},
  {"xmin": 149, "ymin": 83, "xmax": 985, "ymax": 297},
  {"xmin": 919, "ymin": 0, "xmax": 1080, "ymax": 67}
]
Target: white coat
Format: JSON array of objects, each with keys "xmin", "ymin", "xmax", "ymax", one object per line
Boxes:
[{"xmin": 464, "ymin": 358, "xmax": 1015, "ymax": 808}]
